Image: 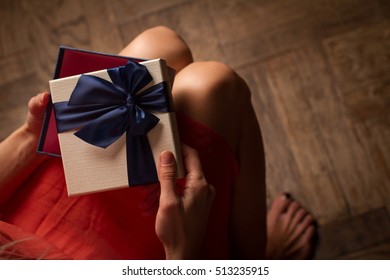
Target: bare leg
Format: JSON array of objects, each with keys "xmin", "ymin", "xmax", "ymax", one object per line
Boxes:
[
  {"xmin": 172, "ymin": 62, "xmax": 267, "ymax": 259},
  {"xmin": 172, "ymin": 63, "xmax": 316, "ymax": 259},
  {"xmin": 120, "ymin": 26, "xmax": 315, "ymax": 259},
  {"xmin": 119, "ymin": 26, "xmax": 193, "ymax": 73}
]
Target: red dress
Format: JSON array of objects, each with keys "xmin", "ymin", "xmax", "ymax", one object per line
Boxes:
[{"xmin": 0, "ymin": 114, "xmax": 238, "ymax": 259}]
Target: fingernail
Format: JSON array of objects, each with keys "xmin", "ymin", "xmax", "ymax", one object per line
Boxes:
[
  {"xmin": 40, "ymin": 92, "xmax": 48, "ymax": 104},
  {"xmin": 160, "ymin": 151, "xmax": 174, "ymax": 166},
  {"xmin": 40, "ymin": 93, "xmax": 45, "ymax": 103}
]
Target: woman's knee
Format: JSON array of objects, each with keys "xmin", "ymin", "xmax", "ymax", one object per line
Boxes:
[
  {"xmin": 172, "ymin": 61, "xmax": 251, "ymax": 149},
  {"xmin": 173, "ymin": 61, "xmax": 250, "ymax": 106},
  {"xmin": 119, "ymin": 26, "xmax": 193, "ymax": 72}
]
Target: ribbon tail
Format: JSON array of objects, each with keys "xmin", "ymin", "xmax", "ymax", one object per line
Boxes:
[
  {"xmin": 130, "ymin": 107, "xmax": 160, "ymax": 136},
  {"xmin": 126, "ymin": 133, "xmax": 158, "ymax": 186}
]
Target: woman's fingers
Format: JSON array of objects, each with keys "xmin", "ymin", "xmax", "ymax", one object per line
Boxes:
[
  {"xmin": 156, "ymin": 151, "xmax": 185, "ymax": 258},
  {"xmin": 181, "ymin": 145, "xmax": 213, "ymax": 203},
  {"xmin": 181, "ymin": 144, "xmax": 206, "ymax": 183},
  {"xmin": 157, "ymin": 151, "xmax": 178, "ymax": 204},
  {"xmin": 156, "ymin": 145, "xmax": 214, "ymax": 259}
]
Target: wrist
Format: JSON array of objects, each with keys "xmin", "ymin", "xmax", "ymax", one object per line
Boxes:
[
  {"xmin": 0, "ymin": 123, "xmax": 47, "ymax": 204},
  {"xmin": 19, "ymin": 124, "xmax": 40, "ymax": 150},
  {"xmin": 15, "ymin": 124, "xmax": 46, "ymax": 163}
]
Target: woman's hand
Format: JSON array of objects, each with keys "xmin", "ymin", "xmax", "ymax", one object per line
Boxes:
[
  {"xmin": 0, "ymin": 92, "xmax": 50, "ymax": 204},
  {"xmin": 155, "ymin": 145, "xmax": 215, "ymax": 259}
]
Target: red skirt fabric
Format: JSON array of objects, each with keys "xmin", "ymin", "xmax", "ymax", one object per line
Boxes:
[{"xmin": 0, "ymin": 114, "xmax": 238, "ymax": 259}]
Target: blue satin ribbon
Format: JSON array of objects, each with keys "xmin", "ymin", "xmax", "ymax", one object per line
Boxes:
[{"xmin": 53, "ymin": 61, "xmax": 171, "ymax": 186}]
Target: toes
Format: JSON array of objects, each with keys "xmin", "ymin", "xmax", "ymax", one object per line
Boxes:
[
  {"xmin": 302, "ymin": 224, "xmax": 316, "ymax": 242},
  {"xmin": 299, "ymin": 224, "xmax": 316, "ymax": 253},
  {"xmin": 286, "ymin": 201, "xmax": 300, "ymax": 219},
  {"xmin": 297, "ymin": 225, "xmax": 316, "ymax": 259},
  {"xmin": 300, "ymin": 213, "xmax": 314, "ymax": 229},
  {"xmin": 292, "ymin": 243, "xmax": 312, "ymax": 260},
  {"xmin": 293, "ymin": 211, "xmax": 314, "ymax": 231},
  {"xmin": 269, "ymin": 193, "xmax": 292, "ymax": 215},
  {"xmin": 285, "ymin": 224, "xmax": 316, "ymax": 259},
  {"xmin": 287, "ymin": 213, "xmax": 315, "ymax": 244},
  {"xmin": 291, "ymin": 208, "xmax": 306, "ymax": 227}
]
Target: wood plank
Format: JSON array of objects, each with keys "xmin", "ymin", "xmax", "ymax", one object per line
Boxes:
[
  {"xmin": 273, "ymin": 45, "xmax": 386, "ymax": 218},
  {"xmin": 0, "ymin": 75, "xmax": 42, "ymax": 113},
  {"xmin": 342, "ymin": 80, "xmax": 390, "ymax": 123},
  {"xmin": 0, "ymin": 106, "xmax": 27, "ymax": 141},
  {"xmin": 315, "ymin": 207, "xmax": 390, "ymax": 259},
  {"xmin": 0, "ymin": 50, "xmax": 35, "ymax": 86},
  {"xmin": 343, "ymin": 80, "xmax": 390, "ymax": 209},
  {"xmin": 117, "ymin": 1, "xmax": 225, "ymax": 63},
  {"xmin": 257, "ymin": 47, "xmax": 352, "ymax": 224},
  {"xmin": 324, "ymin": 21, "xmax": 390, "ymax": 93},
  {"xmin": 338, "ymin": 241, "xmax": 390, "ymax": 259},
  {"xmin": 0, "ymin": 0, "xmax": 30, "ymax": 58},
  {"xmin": 0, "ymin": 75, "xmax": 42, "ymax": 141},
  {"xmin": 208, "ymin": 0, "xmax": 383, "ymax": 68},
  {"xmin": 237, "ymin": 65, "xmax": 308, "ymax": 208},
  {"xmin": 378, "ymin": 0, "xmax": 390, "ymax": 20},
  {"xmin": 354, "ymin": 118, "xmax": 390, "ymax": 216},
  {"xmin": 80, "ymin": 0, "xmax": 124, "ymax": 53},
  {"xmin": 0, "ymin": 0, "xmax": 97, "ymax": 139},
  {"xmin": 22, "ymin": 0, "xmax": 85, "ymax": 29},
  {"xmin": 108, "ymin": 0, "xmax": 188, "ymax": 25},
  {"xmin": 22, "ymin": 0, "xmax": 91, "ymax": 84}
]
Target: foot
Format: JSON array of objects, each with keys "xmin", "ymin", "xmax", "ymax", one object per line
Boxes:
[{"xmin": 266, "ymin": 193, "xmax": 316, "ymax": 259}]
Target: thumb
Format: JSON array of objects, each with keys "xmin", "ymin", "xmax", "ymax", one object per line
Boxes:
[
  {"xmin": 26, "ymin": 92, "xmax": 50, "ymax": 134},
  {"xmin": 158, "ymin": 151, "xmax": 178, "ymax": 201},
  {"xmin": 28, "ymin": 92, "xmax": 49, "ymax": 117}
]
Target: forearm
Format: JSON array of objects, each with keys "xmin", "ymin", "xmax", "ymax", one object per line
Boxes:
[{"xmin": 0, "ymin": 124, "xmax": 47, "ymax": 204}]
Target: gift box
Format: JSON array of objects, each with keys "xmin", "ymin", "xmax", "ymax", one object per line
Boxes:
[
  {"xmin": 38, "ymin": 47, "xmax": 140, "ymax": 157},
  {"xmin": 49, "ymin": 58, "xmax": 184, "ymax": 196}
]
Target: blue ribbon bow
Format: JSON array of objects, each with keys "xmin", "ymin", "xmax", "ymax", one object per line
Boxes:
[{"xmin": 53, "ymin": 61, "xmax": 171, "ymax": 186}]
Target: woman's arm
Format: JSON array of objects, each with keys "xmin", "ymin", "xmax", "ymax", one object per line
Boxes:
[{"xmin": 0, "ymin": 92, "xmax": 49, "ymax": 205}]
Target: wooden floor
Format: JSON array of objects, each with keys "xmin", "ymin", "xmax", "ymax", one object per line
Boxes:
[{"xmin": 1, "ymin": 0, "xmax": 389, "ymax": 259}]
